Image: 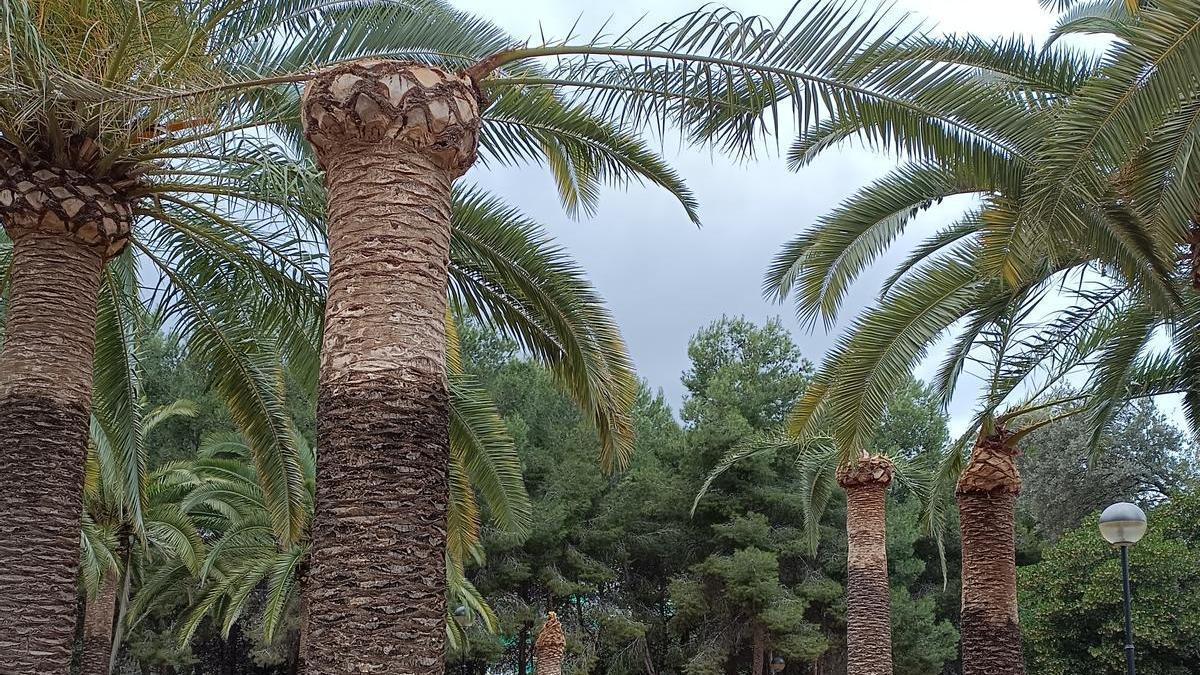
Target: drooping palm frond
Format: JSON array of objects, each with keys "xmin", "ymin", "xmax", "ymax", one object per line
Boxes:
[
  {"xmin": 448, "ymin": 371, "xmax": 531, "ymax": 559},
  {"xmin": 796, "ymin": 255, "xmax": 984, "ymax": 455},
  {"xmin": 449, "ymin": 187, "xmax": 637, "ymax": 471},
  {"xmin": 764, "ymin": 1, "xmax": 1200, "ymax": 475},
  {"xmin": 79, "ymin": 514, "xmax": 120, "ymax": 600},
  {"xmin": 1048, "ymin": 0, "xmax": 1139, "ymax": 40},
  {"xmin": 691, "ymin": 430, "xmax": 839, "ymax": 555},
  {"xmin": 1029, "ymin": 0, "xmax": 1200, "ymax": 259},
  {"xmin": 764, "ymin": 162, "xmax": 982, "ymax": 329}
]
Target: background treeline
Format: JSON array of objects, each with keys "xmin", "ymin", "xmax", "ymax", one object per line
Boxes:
[{"xmin": 99, "ymin": 317, "xmax": 1199, "ymax": 674}]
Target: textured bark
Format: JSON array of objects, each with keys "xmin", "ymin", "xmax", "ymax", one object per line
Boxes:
[
  {"xmin": 750, "ymin": 623, "xmax": 765, "ymax": 675},
  {"xmin": 837, "ymin": 455, "xmax": 895, "ymax": 675},
  {"xmin": 0, "ymin": 153, "xmax": 135, "ymax": 259},
  {"xmin": 300, "ymin": 60, "xmax": 482, "ymax": 674},
  {"xmin": 957, "ymin": 431, "xmax": 1024, "ymax": 675},
  {"xmin": 534, "ymin": 613, "xmax": 566, "ymax": 675},
  {"xmin": 80, "ymin": 572, "xmax": 119, "ymax": 675},
  {"xmin": 0, "ymin": 223, "xmax": 112, "ymax": 671}
]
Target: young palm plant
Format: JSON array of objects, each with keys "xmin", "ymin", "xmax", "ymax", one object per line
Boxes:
[
  {"xmin": 80, "ymin": 398, "xmax": 201, "ymax": 675},
  {"xmin": 131, "ymin": 387, "xmax": 524, "ymax": 671},
  {"xmin": 534, "ymin": 613, "xmax": 566, "ymax": 675}
]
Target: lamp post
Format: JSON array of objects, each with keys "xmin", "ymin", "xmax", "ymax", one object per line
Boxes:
[
  {"xmin": 1099, "ymin": 502, "xmax": 1148, "ymax": 675},
  {"xmin": 769, "ymin": 655, "xmax": 785, "ymax": 672}
]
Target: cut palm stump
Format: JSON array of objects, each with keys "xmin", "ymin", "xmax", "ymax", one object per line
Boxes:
[{"xmin": 535, "ymin": 612, "xmax": 566, "ymax": 675}]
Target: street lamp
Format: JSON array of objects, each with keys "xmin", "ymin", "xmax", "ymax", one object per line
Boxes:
[
  {"xmin": 453, "ymin": 605, "xmax": 474, "ymax": 629},
  {"xmin": 1099, "ymin": 502, "xmax": 1148, "ymax": 675},
  {"xmin": 769, "ymin": 655, "xmax": 785, "ymax": 672}
]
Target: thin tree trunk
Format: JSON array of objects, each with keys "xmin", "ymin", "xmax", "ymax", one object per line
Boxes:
[
  {"xmin": 518, "ymin": 623, "xmax": 531, "ymax": 675},
  {"xmin": 957, "ymin": 430, "xmax": 1024, "ymax": 675},
  {"xmin": 751, "ymin": 623, "xmax": 766, "ymax": 675},
  {"xmin": 107, "ymin": 528, "xmax": 134, "ymax": 674},
  {"xmin": 293, "ymin": 560, "xmax": 308, "ymax": 675},
  {"xmin": 81, "ymin": 571, "xmax": 120, "ymax": 675},
  {"xmin": 299, "ymin": 60, "xmax": 482, "ymax": 674},
  {"xmin": 837, "ymin": 455, "xmax": 895, "ymax": 675},
  {"xmin": 535, "ymin": 613, "xmax": 566, "ymax": 675}
]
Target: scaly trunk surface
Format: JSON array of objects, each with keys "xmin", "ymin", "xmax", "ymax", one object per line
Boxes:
[
  {"xmin": 957, "ymin": 430, "xmax": 1024, "ymax": 675},
  {"xmin": 299, "ymin": 60, "xmax": 482, "ymax": 674},
  {"xmin": 837, "ymin": 455, "xmax": 895, "ymax": 675},
  {"xmin": 81, "ymin": 571, "xmax": 119, "ymax": 675},
  {"xmin": 0, "ymin": 154, "xmax": 133, "ymax": 672},
  {"xmin": 534, "ymin": 612, "xmax": 566, "ymax": 675}
]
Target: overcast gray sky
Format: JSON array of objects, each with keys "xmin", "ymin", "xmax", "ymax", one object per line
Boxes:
[{"xmin": 450, "ymin": 0, "xmax": 1058, "ymax": 430}]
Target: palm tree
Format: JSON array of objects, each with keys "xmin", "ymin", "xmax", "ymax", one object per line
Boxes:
[
  {"xmin": 4, "ymin": 0, "xmax": 1028, "ymax": 667},
  {"xmin": 130, "ymin": 403, "xmax": 522, "ymax": 668},
  {"xmin": 0, "ymin": 1, "xmax": 327, "ymax": 664},
  {"xmin": 0, "ymin": 0, "xmax": 691, "ymax": 666},
  {"xmin": 79, "ymin": 398, "xmax": 199, "ymax": 675},
  {"xmin": 759, "ymin": 4, "xmax": 1200, "ymax": 670},
  {"xmin": 288, "ymin": 3, "xmax": 957, "ymax": 669},
  {"xmin": 837, "ymin": 454, "xmax": 896, "ymax": 675}
]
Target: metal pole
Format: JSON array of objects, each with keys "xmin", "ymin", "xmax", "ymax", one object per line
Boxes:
[{"xmin": 1121, "ymin": 544, "xmax": 1136, "ymax": 675}]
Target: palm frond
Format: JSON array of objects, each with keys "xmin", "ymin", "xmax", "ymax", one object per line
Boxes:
[{"xmin": 449, "ymin": 187, "xmax": 637, "ymax": 471}]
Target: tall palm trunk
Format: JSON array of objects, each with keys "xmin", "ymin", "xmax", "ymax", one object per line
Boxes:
[
  {"xmin": 81, "ymin": 571, "xmax": 119, "ymax": 675},
  {"xmin": 837, "ymin": 454, "xmax": 895, "ymax": 675},
  {"xmin": 0, "ymin": 156, "xmax": 132, "ymax": 672},
  {"xmin": 535, "ymin": 613, "xmax": 565, "ymax": 675},
  {"xmin": 299, "ymin": 60, "xmax": 482, "ymax": 673},
  {"xmin": 957, "ymin": 429, "xmax": 1023, "ymax": 675}
]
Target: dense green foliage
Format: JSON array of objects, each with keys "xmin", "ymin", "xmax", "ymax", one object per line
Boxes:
[
  {"xmin": 1018, "ymin": 401, "xmax": 1197, "ymax": 542},
  {"xmin": 94, "ymin": 318, "xmax": 1197, "ymax": 674},
  {"xmin": 1020, "ymin": 490, "xmax": 1200, "ymax": 675},
  {"xmin": 452, "ymin": 318, "xmax": 959, "ymax": 674}
]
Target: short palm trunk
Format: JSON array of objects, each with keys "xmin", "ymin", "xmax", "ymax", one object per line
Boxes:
[
  {"xmin": 299, "ymin": 60, "xmax": 483, "ymax": 673},
  {"xmin": 837, "ymin": 455, "xmax": 895, "ymax": 675},
  {"xmin": 957, "ymin": 430, "xmax": 1024, "ymax": 675},
  {"xmin": 535, "ymin": 612, "xmax": 566, "ymax": 675}
]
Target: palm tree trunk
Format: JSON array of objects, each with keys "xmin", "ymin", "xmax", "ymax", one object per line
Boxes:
[
  {"xmin": 81, "ymin": 571, "xmax": 119, "ymax": 675},
  {"xmin": 0, "ymin": 154, "xmax": 133, "ymax": 672},
  {"xmin": 837, "ymin": 455, "xmax": 895, "ymax": 675},
  {"xmin": 0, "ymin": 231, "xmax": 105, "ymax": 670},
  {"xmin": 107, "ymin": 530, "xmax": 135, "ymax": 674},
  {"xmin": 957, "ymin": 430, "xmax": 1024, "ymax": 675},
  {"xmin": 535, "ymin": 613, "xmax": 566, "ymax": 675},
  {"xmin": 299, "ymin": 60, "xmax": 482, "ymax": 674}
]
